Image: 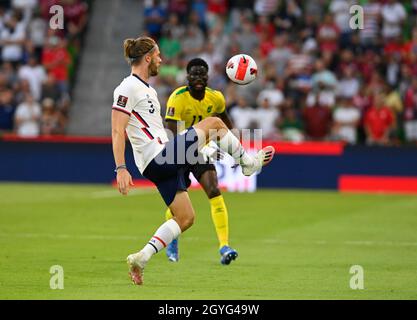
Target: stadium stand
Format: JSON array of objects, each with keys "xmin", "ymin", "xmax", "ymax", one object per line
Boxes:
[
  {"xmin": 0, "ymin": 0, "xmax": 90, "ymax": 137},
  {"xmin": 67, "ymin": 0, "xmax": 142, "ymax": 136},
  {"xmin": 3, "ymin": 0, "xmax": 417, "ymax": 148},
  {"xmin": 137, "ymin": 0, "xmax": 417, "ymax": 146}
]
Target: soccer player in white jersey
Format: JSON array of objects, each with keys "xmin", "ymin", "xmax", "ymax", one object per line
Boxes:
[{"xmin": 111, "ymin": 36, "xmax": 275, "ymax": 285}]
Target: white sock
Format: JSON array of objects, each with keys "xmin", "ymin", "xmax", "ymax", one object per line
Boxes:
[
  {"xmin": 217, "ymin": 130, "xmax": 253, "ymax": 166},
  {"xmin": 141, "ymin": 219, "xmax": 182, "ymax": 260}
]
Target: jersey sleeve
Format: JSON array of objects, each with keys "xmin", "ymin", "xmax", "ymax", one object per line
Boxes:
[
  {"xmin": 165, "ymin": 91, "xmax": 184, "ymax": 121},
  {"xmin": 214, "ymin": 91, "xmax": 226, "ymax": 114},
  {"xmin": 112, "ymin": 85, "xmax": 136, "ymax": 116}
]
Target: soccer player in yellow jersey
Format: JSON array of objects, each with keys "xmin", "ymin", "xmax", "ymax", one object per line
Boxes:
[{"xmin": 164, "ymin": 58, "xmax": 238, "ymax": 265}]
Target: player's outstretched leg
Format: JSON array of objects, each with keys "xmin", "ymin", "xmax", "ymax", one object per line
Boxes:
[
  {"xmin": 199, "ymin": 172, "xmax": 239, "ymax": 265},
  {"xmin": 193, "ymin": 118, "xmax": 275, "ymax": 176},
  {"xmin": 165, "ymin": 208, "xmax": 179, "ymax": 262},
  {"xmin": 127, "ymin": 191, "xmax": 194, "ymax": 285}
]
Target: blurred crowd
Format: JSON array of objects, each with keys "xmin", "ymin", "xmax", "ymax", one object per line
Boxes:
[
  {"xmin": 0, "ymin": 0, "xmax": 89, "ymax": 137},
  {"xmin": 144, "ymin": 0, "xmax": 417, "ymax": 146}
]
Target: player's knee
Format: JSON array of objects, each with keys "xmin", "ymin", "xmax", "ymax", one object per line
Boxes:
[
  {"xmin": 203, "ymin": 117, "xmax": 223, "ymax": 130},
  {"xmin": 213, "ymin": 117, "xmax": 226, "ymax": 129}
]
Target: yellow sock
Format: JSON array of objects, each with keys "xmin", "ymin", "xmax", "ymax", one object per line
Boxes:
[
  {"xmin": 210, "ymin": 195, "xmax": 229, "ymax": 249},
  {"xmin": 165, "ymin": 208, "xmax": 173, "ymax": 221}
]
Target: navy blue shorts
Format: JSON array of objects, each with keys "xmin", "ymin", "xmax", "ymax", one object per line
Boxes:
[{"xmin": 143, "ymin": 128, "xmax": 201, "ymax": 206}]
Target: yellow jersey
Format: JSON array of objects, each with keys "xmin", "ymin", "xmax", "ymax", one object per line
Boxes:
[{"xmin": 165, "ymin": 86, "xmax": 226, "ymax": 130}]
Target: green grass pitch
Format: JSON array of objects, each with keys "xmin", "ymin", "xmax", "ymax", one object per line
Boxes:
[{"xmin": 0, "ymin": 183, "xmax": 416, "ymax": 300}]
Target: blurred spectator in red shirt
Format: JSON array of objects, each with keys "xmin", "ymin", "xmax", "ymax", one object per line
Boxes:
[
  {"xmin": 337, "ymin": 49, "xmax": 359, "ymax": 76},
  {"xmin": 208, "ymin": 0, "xmax": 228, "ymax": 16},
  {"xmin": 384, "ymin": 35, "xmax": 406, "ymax": 59},
  {"xmin": 317, "ymin": 13, "xmax": 340, "ymax": 54},
  {"xmin": 61, "ymin": 0, "xmax": 88, "ymax": 35},
  {"xmin": 42, "ymin": 35, "xmax": 71, "ymax": 94},
  {"xmin": 364, "ymin": 93, "xmax": 395, "ymax": 145},
  {"xmin": 403, "ymin": 27, "xmax": 417, "ymax": 64},
  {"xmin": 302, "ymin": 97, "xmax": 333, "ymax": 140},
  {"xmin": 357, "ymin": 50, "xmax": 381, "ymax": 84},
  {"xmin": 259, "ymin": 30, "xmax": 275, "ymax": 58},
  {"xmin": 40, "ymin": 0, "xmax": 58, "ymax": 19},
  {"xmin": 255, "ymin": 15, "xmax": 275, "ymax": 38}
]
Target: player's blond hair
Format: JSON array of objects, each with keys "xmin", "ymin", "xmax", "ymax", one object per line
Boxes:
[{"xmin": 123, "ymin": 36, "xmax": 156, "ymax": 66}]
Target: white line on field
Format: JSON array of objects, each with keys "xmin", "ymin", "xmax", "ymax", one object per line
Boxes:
[
  {"xmin": 344, "ymin": 240, "xmax": 417, "ymax": 247},
  {"xmin": 0, "ymin": 232, "xmax": 141, "ymax": 241},
  {"xmin": 0, "ymin": 232, "xmax": 417, "ymax": 247},
  {"xmin": 262, "ymin": 238, "xmax": 417, "ymax": 247}
]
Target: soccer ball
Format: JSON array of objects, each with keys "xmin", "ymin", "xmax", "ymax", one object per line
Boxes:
[{"xmin": 225, "ymin": 54, "xmax": 258, "ymax": 85}]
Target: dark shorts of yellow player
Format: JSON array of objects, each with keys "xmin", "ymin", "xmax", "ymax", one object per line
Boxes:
[{"xmin": 183, "ymin": 162, "xmax": 216, "ymax": 188}]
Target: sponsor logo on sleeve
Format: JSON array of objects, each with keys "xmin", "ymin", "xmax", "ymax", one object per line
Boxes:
[{"xmin": 117, "ymin": 95, "xmax": 128, "ymax": 108}]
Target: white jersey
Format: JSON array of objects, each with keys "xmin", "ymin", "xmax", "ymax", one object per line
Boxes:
[{"xmin": 112, "ymin": 74, "xmax": 169, "ymax": 174}]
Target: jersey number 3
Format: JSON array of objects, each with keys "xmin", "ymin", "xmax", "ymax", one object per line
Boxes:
[{"xmin": 148, "ymin": 100, "xmax": 155, "ymax": 114}]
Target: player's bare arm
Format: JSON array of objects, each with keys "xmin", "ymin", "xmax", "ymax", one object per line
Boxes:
[
  {"xmin": 111, "ymin": 109, "xmax": 134, "ymax": 195},
  {"xmin": 165, "ymin": 119, "xmax": 179, "ymax": 136}
]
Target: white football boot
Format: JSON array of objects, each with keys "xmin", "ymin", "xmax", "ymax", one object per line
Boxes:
[
  {"xmin": 241, "ymin": 146, "xmax": 275, "ymax": 177},
  {"xmin": 126, "ymin": 251, "xmax": 148, "ymax": 285}
]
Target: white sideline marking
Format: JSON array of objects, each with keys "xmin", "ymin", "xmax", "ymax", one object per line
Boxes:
[
  {"xmin": 262, "ymin": 238, "xmax": 417, "ymax": 247},
  {"xmin": 0, "ymin": 232, "xmax": 416, "ymax": 248},
  {"xmin": 0, "ymin": 233, "xmax": 141, "ymax": 241},
  {"xmin": 344, "ymin": 240, "xmax": 417, "ymax": 247}
]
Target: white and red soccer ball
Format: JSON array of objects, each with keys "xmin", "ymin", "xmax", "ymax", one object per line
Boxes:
[{"xmin": 226, "ymin": 54, "xmax": 258, "ymax": 85}]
